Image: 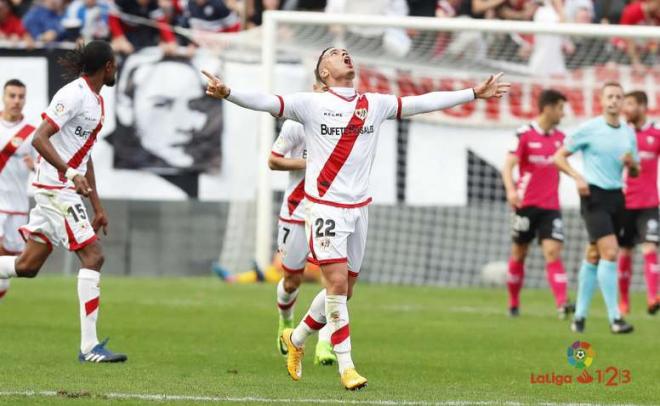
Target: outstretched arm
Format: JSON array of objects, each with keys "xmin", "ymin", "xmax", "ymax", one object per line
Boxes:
[
  {"xmin": 553, "ymin": 147, "xmax": 590, "ymax": 196},
  {"xmin": 202, "ymin": 70, "xmax": 282, "ymax": 116},
  {"xmin": 399, "ymin": 73, "xmax": 510, "ymax": 118}
]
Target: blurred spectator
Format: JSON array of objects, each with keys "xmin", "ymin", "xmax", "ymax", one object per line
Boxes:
[
  {"xmin": 277, "ymin": 0, "xmax": 325, "ymax": 10},
  {"xmin": 593, "ymin": 0, "xmax": 626, "ymax": 23},
  {"xmin": 468, "ymin": 0, "xmax": 508, "ymax": 19},
  {"xmin": 436, "ymin": 0, "xmax": 467, "ymax": 17},
  {"xmin": 0, "ymin": 0, "xmax": 33, "ymax": 45},
  {"xmin": 156, "ymin": 0, "xmax": 195, "ymax": 55},
  {"xmin": 433, "ymin": 0, "xmax": 486, "ymax": 63},
  {"xmin": 528, "ymin": 0, "xmax": 573, "ymax": 76},
  {"xmin": 407, "ymin": 0, "xmax": 437, "ymax": 16},
  {"xmin": 616, "ymin": 0, "xmax": 660, "ymax": 70},
  {"xmin": 22, "ymin": 0, "xmax": 65, "ymax": 43},
  {"xmin": 186, "ymin": 0, "xmax": 240, "ymax": 33},
  {"xmin": 325, "ymin": 0, "xmax": 409, "ymax": 26},
  {"xmin": 325, "ymin": 0, "xmax": 410, "ymax": 57},
  {"xmin": 245, "ymin": 0, "xmax": 330, "ymax": 27},
  {"xmin": 63, "ymin": 0, "xmax": 112, "ymax": 42},
  {"xmin": 496, "ymin": 0, "xmax": 538, "ymax": 20},
  {"xmin": 110, "ymin": 0, "xmax": 177, "ymax": 54},
  {"xmin": 460, "ymin": 0, "xmax": 536, "ymax": 20},
  {"xmin": 247, "ymin": 0, "xmax": 281, "ymax": 27},
  {"xmin": 434, "ymin": 0, "xmax": 489, "ymax": 61},
  {"xmin": 564, "ymin": 0, "xmax": 594, "ymax": 23},
  {"xmin": 9, "ymin": 0, "xmax": 32, "ymax": 16}
]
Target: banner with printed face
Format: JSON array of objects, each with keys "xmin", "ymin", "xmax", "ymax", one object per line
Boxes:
[{"xmin": 107, "ymin": 48, "xmax": 223, "ymax": 197}]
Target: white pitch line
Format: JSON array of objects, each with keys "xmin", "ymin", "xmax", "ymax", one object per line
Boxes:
[{"xmin": 0, "ymin": 391, "xmax": 646, "ymax": 406}]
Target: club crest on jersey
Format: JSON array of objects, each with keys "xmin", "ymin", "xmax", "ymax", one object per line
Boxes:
[
  {"xmin": 354, "ymin": 108, "xmax": 367, "ymax": 121},
  {"xmin": 10, "ymin": 137, "xmax": 24, "ymax": 147},
  {"xmin": 318, "ymin": 237, "xmax": 331, "ymax": 251}
]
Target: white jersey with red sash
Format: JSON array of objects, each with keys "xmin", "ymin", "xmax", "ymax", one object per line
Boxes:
[
  {"xmin": 19, "ymin": 76, "xmax": 102, "ymax": 252},
  {"xmin": 271, "ymin": 120, "xmax": 306, "ymax": 224},
  {"xmin": 35, "ymin": 76, "xmax": 104, "ymax": 190},
  {"xmin": 277, "ymin": 88, "xmax": 400, "ymax": 273},
  {"xmin": 0, "ymin": 115, "xmax": 35, "ymax": 214},
  {"xmin": 278, "ymin": 89, "xmax": 400, "ymax": 208}
]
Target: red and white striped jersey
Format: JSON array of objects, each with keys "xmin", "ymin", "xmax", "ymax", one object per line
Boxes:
[
  {"xmin": 271, "ymin": 120, "xmax": 306, "ymax": 223},
  {"xmin": 279, "ymin": 88, "xmax": 400, "ymax": 207},
  {"xmin": 35, "ymin": 76, "xmax": 104, "ymax": 189},
  {"xmin": 0, "ymin": 115, "xmax": 35, "ymax": 213}
]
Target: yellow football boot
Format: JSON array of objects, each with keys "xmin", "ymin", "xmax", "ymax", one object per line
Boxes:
[
  {"xmin": 340, "ymin": 368, "xmax": 368, "ymax": 390},
  {"xmin": 280, "ymin": 328, "xmax": 304, "ymax": 381}
]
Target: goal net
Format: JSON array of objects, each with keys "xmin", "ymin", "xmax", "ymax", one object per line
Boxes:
[{"xmin": 209, "ymin": 11, "xmax": 660, "ymax": 291}]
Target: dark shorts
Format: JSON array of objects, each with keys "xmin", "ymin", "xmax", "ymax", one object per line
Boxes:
[
  {"xmin": 580, "ymin": 185, "xmax": 625, "ymax": 244},
  {"xmin": 511, "ymin": 207, "xmax": 564, "ymax": 245},
  {"xmin": 618, "ymin": 207, "xmax": 660, "ymax": 248}
]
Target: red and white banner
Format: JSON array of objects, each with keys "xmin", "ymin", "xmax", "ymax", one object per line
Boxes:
[{"xmin": 357, "ymin": 65, "xmax": 660, "ymax": 126}]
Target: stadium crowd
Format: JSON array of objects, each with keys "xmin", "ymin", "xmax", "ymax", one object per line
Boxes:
[{"xmin": 0, "ymin": 0, "xmax": 657, "ymax": 68}]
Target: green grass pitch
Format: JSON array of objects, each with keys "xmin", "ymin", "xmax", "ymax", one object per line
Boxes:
[{"xmin": 0, "ymin": 276, "xmax": 658, "ymax": 405}]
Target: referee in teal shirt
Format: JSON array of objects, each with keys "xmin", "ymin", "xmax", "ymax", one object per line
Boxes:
[{"xmin": 554, "ymin": 81, "xmax": 640, "ymax": 334}]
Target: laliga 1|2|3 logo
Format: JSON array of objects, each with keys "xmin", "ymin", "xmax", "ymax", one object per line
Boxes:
[{"xmin": 530, "ymin": 341, "xmax": 632, "ymax": 387}]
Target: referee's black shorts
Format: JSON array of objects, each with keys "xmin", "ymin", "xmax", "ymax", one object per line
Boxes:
[{"xmin": 580, "ymin": 185, "xmax": 625, "ymax": 244}]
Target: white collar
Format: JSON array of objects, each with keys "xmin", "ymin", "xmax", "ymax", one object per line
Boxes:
[{"xmin": 328, "ymin": 87, "xmax": 356, "ymax": 97}]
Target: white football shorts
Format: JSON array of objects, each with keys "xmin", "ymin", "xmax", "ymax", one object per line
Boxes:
[
  {"xmin": 20, "ymin": 189, "xmax": 97, "ymax": 251},
  {"xmin": 305, "ymin": 201, "xmax": 368, "ymax": 277},
  {"xmin": 277, "ymin": 220, "xmax": 309, "ymax": 273}
]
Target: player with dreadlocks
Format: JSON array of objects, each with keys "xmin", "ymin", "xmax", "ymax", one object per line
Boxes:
[{"xmin": 0, "ymin": 40, "xmax": 127, "ymax": 363}]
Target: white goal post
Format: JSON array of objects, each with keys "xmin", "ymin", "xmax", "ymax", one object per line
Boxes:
[{"xmin": 254, "ymin": 11, "xmax": 660, "ymax": 270}]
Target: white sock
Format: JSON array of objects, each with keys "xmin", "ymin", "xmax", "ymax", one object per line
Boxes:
[
  {"xmin": 276, "ymin": 278, "xmax": 299, "ymax": 321},
  {"xmin": 291, "ymin": 289, "xmax": 326, "ymax": 348},
  {"xmin": 326, "ymin": 294, "xmax": 354, "ymax": 374},
  {"xmin": 78, "ymin": 268, "xmax": 100, "ymax": 354},
  {"xmin": 0, "ymin": 256, "xmax": 17, "ymax": 279},
  {"xmin": 318, "ymin": 323, "xmax": 332, "ymax": 343}
]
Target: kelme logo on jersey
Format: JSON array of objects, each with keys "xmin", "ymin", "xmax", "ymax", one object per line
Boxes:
[{"xmin": 320, "ymin": 124, "xmax": 374, "ymax": 136}]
